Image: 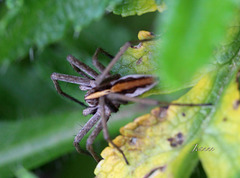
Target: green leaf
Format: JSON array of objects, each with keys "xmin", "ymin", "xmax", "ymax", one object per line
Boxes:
[
  {"xmin": 155, "ymin": 0, "xmax": 237, "ymax": 88},
  {"xmin": 0, "ymin": 0, "xmax": 121, "ymax": 64},
  {"xmin": 112, "ymin": 31, "xmax": 158, "ymax": 76},
  {"xmin": 111, "ymin": 0, "xmax": 165, "ymax": 17}
]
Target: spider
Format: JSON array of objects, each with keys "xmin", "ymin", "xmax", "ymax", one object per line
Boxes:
[{"xmin": 51, "ymin": 36, "xmax": 210, "ymax": 165}]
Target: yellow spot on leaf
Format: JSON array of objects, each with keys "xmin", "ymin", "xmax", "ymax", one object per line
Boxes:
[{"xmin": 138, "ymin": 31, "xmax": 155, "ymax": 40}]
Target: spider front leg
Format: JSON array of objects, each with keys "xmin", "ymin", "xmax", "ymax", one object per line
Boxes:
[
  {"xmin": 92, "ymin": 48, "xmax": 114, "ymax": 73},
  {"xmin": 51, "ymin": 73, "xmax": 91, "ymax": 107},
  {"xmin": 67, "ymin": 55, "xmax": 98, "ymax": 79},
  {"xmin": 73, "ymin": 110, "xmax": 101, "ymax": 156},
  {"xmin": 99, "ymin": 97, "xmax": 129, "ymax": 165},
  {"xmin": 95, "ymin": 42, "xmax": 131, "ymax": 85}
]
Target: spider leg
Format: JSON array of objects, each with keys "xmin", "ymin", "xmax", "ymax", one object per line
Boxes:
[
  {"xmin": 107, "ymin": 93, "xmax": 212, "ymax": 107},
  {"xmin": 67, "ymin": 55, "xmax": 99, "ymax": 79},
  {"xmin": 85, "ymin": 104, "xmax": 116, "ymax": 163},
  {"xmin": 95, "ymin": 42, "xmax": 131, "ymax": 85},
  {"xmin": 51, "ymin": 72, "xmax": 90, "ymax": 107},
  {"xmin": 92, "ymin": 48, "xmax": 114, "ymax": 73},
  {"xmin": 99, "ymin": 97, "xmax": 129, "ymax": 165},
  {"xmin": 73, "ymin": 110, "xmax": 101, "ymax": 156},
  {"xmin": 83, "ymin": 106, "xmax": 98, "ymax": 116}
]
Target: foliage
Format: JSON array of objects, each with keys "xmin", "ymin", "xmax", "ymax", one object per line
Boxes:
[
  {"xmin": 0, "ymin": 0, "xmax": 239, "ymax": 177},
  {"xmin": 95, "ymin": 60, "xmax": 240, "ymax": 177}
]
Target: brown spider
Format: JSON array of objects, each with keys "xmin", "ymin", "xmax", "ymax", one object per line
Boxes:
[{"xmin": 51, "ymin": 38, "xmax": 210, "ymax": 164}]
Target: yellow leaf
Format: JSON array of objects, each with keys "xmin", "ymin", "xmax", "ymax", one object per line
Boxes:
[
  {"xmin": 94, "ymin": 65, "xmax": 240, "ymax": 177},
  {"xmin": 199, "ymin": 71, "xmax": 240, "ymax": 178}
]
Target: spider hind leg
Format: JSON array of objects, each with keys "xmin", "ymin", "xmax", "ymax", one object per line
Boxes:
[{"xmin": 86, "ymin": 120, "xmax": 104, "ymax": 163}]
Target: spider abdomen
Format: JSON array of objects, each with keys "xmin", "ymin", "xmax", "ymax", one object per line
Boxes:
[
  {"xmin": 111, "ymin": 75, "xmax": 157, "ymax": 97},
  {"xmin": 85, "ymin": 75, "xmax": 157, "ymax": 100}
]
